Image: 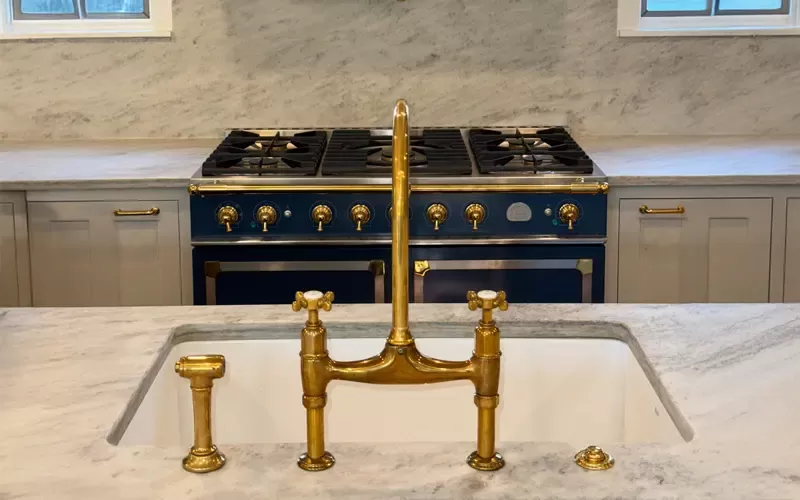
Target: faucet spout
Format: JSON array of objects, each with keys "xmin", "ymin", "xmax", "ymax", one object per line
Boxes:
[{"xmin": 388, "ymin": 99, "xmax": 413, "ymax": 347}]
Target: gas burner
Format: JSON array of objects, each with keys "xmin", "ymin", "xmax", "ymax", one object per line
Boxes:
[
  {"xmin": 321, "ymin": 129, "xmax": 472, "ymax": 176},
  {"xmin": 202, "ymin": 130, "xmax": 328, "ymax": 177},
  {"xmin": 368, "ymin": 145, "xmax": 428, "ymax": 167},
  {"xmin": 468, "ymin": 128, "xmax": 595, "ymax": 175}
]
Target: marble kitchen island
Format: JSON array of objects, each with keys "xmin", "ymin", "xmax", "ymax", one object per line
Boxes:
[{"xmin": 1, "ymin": 303, "xmax": 799, "ymax": 500}]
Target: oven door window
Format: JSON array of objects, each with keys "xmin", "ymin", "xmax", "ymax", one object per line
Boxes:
[
  {"xmin": 411, "ymin": 245, "xmax": 604, "ymax": 304},
  {"xmin": 194, "ymin": 247, "xmax": 389, "ymax": 305}
]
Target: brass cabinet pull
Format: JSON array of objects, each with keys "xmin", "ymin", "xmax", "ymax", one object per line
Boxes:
[
  {"xmin": 639, "ymin": 204, "xmax": 685, "ymax": 215},
  {"xmin": 113, "ymin": 207, "xmax": 160, "ymax": 217}
]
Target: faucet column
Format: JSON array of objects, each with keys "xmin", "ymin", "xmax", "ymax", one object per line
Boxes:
[
  {"xmin": 466, "ymin": 290, "xmax": 508, "ymax": 471},
  {"xmin": 388, "ymin": 99, "xmax": 413, "ymax": 347},
  {"xmin": 292, "ymin": 290, "xmax": 336, "ymax": 471}
]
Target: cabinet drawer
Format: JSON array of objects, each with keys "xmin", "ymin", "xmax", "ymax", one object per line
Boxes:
[
  {"xmin": 0, "ymin": 202, "xmax": 20, "ymax": 306},
  {"xmin": 618, "ymin": 198, "xmax": 772, "ymax": 303},
  {"xmin": 28, "ymin": 200, "xmax": 181, "ymax": 307},
  {"xmin": 785, "ymin": 198, "xmax": 800, "ymax": 302}
]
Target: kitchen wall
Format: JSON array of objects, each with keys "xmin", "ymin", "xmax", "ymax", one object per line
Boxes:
[{"xmin": 1, "ymin": 0, "xmax": 799, "ymax": 139}]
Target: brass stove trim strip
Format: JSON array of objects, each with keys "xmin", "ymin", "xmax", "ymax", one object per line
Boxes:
[{"xmin": 188, "ymin": 182, "xmax": 610, "ymax": 195}]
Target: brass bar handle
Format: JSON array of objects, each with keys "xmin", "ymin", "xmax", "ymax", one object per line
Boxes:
[
  {"xmin": 639, "ymin": 204, "xmax": 685, "ymax": 215},
  {"xmin": 188, "ymin": 182, "xmax": 610, "ymax": 195},
  {"xmin": 113, "ymin": 207, "xmax": 160, "ymax": 217},
  {"xmin": 175, "ymin": 355, "xmax": 226, "ymax": 473}
]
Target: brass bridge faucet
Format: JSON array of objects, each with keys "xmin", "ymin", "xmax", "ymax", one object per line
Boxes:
[{"xmin": 293, "ymin": 100, "xmax": 508, "ymax": 472}]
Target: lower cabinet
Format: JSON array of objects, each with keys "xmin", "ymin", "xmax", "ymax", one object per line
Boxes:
[
  {"xmin": 28, "ymin": 200, "xmax": 182, "ymax": 306},
  {"xmin": 785, "ymin": 198, "xmax": 800, "ymax": 302},
  {"xmin": 617, "ymin": 198, "xmax": 772, "ymax": 303},
  {"xmin": 0, "ymin": 192, "xmax": 31, "ymax": 306}
]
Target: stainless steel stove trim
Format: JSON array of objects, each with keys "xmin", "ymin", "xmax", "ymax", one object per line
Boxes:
[
  {"xmin": 203, "ymin": 260, "xmax": 385, "ymax": 305},
  {"xmin": 191, "ymin": 236, "xmax": 608, "ymax": 247},
  {"xmin": 412, "ymin": 258, "xmax": 594, "ymax": 304}
]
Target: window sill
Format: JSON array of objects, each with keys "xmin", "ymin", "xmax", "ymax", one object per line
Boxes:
[
  {"xmin": 0, "ymin": 29, "xmax": 171, "ymax": 39},
  {"xmin": 619, "ymin": 26, "xmax": 800, "ymax": 37}
]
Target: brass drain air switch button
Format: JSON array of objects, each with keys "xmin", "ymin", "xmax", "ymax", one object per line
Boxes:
[{"xmin": 575, "ymin": 445, "xmax": 614, "ymax": 471}]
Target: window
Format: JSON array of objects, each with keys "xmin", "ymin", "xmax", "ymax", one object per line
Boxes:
[
  {"xmin": 1, "ymin": 0, "xmax": 171, "ymax": 39},
  {"xmin": 618, "ymin": 0, "xmax": 800, "ymax": 36}
]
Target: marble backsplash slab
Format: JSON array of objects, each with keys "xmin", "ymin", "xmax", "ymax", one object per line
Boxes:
[{"xmin": 1, "ymin": 0, "xmax": 799, "ymax": 139}]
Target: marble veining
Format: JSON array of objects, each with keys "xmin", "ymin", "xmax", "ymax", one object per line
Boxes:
[
  {"xmin": 1, "ymin": 303, "xmax": 800, "ymax": 499},
  {"xmin": 2, "ymin": 0, "xmax": 800, "ymax": 140}
]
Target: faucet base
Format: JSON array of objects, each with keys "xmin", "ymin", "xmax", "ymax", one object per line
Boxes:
[
  {"xmin": 466, "ymin": 451, "xmax": 505, "ymax": 472},
  {"xmin": 297, "ymin": 451, "xmax": 336, "ymax": 472},
  {"xmin": 182, "ymin": 445, "xmax": 226, "ymax": 473}
]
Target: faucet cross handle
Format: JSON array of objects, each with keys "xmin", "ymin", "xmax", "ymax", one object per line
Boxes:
[
  {"xmin": 467, "ymin": 290, "xmax": 508, "ymax": 312},
  {"xmin": 292, "ymin": 290, "xmax": 335, "ymax": 312}
]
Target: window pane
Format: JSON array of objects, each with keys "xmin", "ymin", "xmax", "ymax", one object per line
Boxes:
[
  {"xmin": 646, "ymin": 0, "xmax": 709, "ymax": 12},
  {"xmin": 19, "ymin": 0, "xmax": 76, "ymax": 14},
  {"xmin": 85, "ymin": 0, "xmax": 144, "ymax": 14},
  {"xmin": 718, "ymin": 0, "xmax": 783, "ymax": 10}
]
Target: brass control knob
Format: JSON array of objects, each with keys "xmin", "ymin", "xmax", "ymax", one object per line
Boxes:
[
  {"xmin": 256, "ymin": 205, "xmax": 278, "ymax": 233},
  {"xmin": 217, "ymin": 206, "xmax": 239, "ymax": 233},
  {"xmin": 559, "ymin": 203, "xmax": 580, "ymax": 231},
  {"xmin": 426, "ymin": 203, "xmax": 448, "ymax": 232},
  {"xmin": 350, "ymin": 204, "xmax": 371, "ymax": 232},
  {"xmin": 465, "ymin": 203, "xmax": 486, "ymax": 231},
  {"xmin": 311, "ymin": 204, "xmax": 333, "ymax": 232}
]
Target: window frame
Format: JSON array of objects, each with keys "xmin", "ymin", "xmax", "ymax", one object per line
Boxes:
[
  {"xmin": 618, "ymin": 0, "xmax": 800, "ymax": 36},
  {"xmin": 0, "ymin": 0, "xmax": 170, "ymax": 39}
]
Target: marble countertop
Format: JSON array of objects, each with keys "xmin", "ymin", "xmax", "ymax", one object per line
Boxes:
[
  {"xmin": 1, "ymin": 136, "xmax": 800, "ymax": 190},
  {"xmin": 579, "ymin": 135, "xmax": 800, "ymax": 186},
  {"xmin": 1, "ymin": 303, "xmax": 799, "ymax": 499},
  {"xmin": 0, "ymin": 139, "xmax": 216, "ymax": 190}
]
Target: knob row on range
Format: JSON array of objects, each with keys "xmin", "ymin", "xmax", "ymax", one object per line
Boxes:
[{"xmin": 215, "ymin": 202, "xmax": 580, "ymax": 232}]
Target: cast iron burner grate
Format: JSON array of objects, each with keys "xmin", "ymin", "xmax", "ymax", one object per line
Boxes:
[
  {"xmin": 468, "ymin": 127, "xmax": 594, "ymax": 175},
  {"xmin": 202, "ymin": 130, "xmax": 328, "ymax": 176},
  {"xmin": 320, "ymin": 129, "xmax": 473, "ymax": 176}
]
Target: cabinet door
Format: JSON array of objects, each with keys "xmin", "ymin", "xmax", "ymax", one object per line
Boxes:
[
  {"xmin": 785, "ymin": 198, "xmax": 800, "ymax": 302},
  {"xmin": 0, "ymin": 202, "xmax": 20, "ymax": 306},
  {"xmin": 618, "ymin": 198, "xmax": 772, "ymax": 303},
  {"xmin": 28, "ymin": 201, "xmax": 181, "ymax": 306}
]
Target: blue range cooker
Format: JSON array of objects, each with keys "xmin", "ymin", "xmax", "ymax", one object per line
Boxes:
[{"xmin": 189, "ymin": 128, "xmax": 608, "ymax": 305}]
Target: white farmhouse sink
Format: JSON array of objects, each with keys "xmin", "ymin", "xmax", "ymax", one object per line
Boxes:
[{"xmin": 112, "ymin": 323, "xmax": 690, "ymax": 448}]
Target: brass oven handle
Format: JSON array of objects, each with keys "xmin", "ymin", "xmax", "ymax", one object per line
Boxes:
[
  {"xmin": 113, "ymin": 207, "xmax": 160, "ymax": 217},
  {"xmin": 639, "ymin": 205, "xmax": 685, "ymax": 215}
]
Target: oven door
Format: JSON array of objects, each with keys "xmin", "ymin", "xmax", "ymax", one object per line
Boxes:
[
  {"xmin": 193, "ymin": 246, "xmax": 389, "ymax": 305},
  {"xmin": 410, "ymin": 244, "xmax": 604, "ymax": 304}
]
